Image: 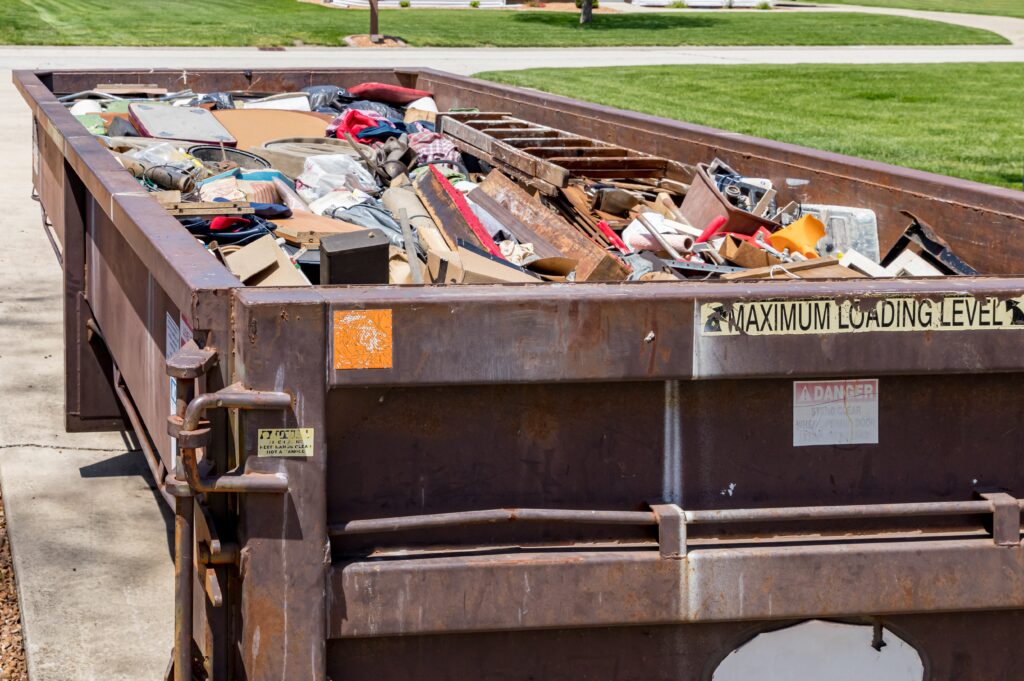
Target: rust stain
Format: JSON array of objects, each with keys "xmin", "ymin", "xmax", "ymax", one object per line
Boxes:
[{"xmin": 333, "ymin": 309, "xmax": 394, "ymax": 371}]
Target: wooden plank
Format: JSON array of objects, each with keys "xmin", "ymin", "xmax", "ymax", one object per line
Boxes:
[
  {"xmin": 466, "ymin": 120, "xmax": 534, "ymax": 129},
  {"xmin": 503, "ymin": 137, "xmax": 596, "ymax": 148},
  {"xmin": 487, "ymin": 128, "xmax": 564, "ymax": 139},
  {"xmin": 443, "ymin": 111, "xmax": 513, "ymax": 122},
  {"xmin": 548, "ymin": 157, "xmax": 669, "ymax": 172},
  {"xmin": 527, "ymin": 147, "xmax": 633, "ymax": 159},
  {"xmin": 721, "ymin": 256, "xmax": 864, "ymax": 281},
  {"xmin": 163, "ymin": 201, "xmax": 249, "ymax": 216},
  {"xmin": 477, "ymin": 170, "xmax": 628, "ymax": 282}
]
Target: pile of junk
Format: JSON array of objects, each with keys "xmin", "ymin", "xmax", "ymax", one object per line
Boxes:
[{"xmin": 62, "ymin": 80, "xmax": 980, "ymax": 287}]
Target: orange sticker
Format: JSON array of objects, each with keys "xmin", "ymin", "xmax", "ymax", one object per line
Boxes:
[{"xmin": 333, "ymin": 309, "xmax": 393, "ymax": 370}]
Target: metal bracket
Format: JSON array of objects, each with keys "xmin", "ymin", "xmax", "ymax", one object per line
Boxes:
[
  {"xmin": 651, "ymin": 504, "xmax": 687, "ymax": 559},
  {"xmin": 978, "ymin": 491, "xmax": 1021, "ymax": 546},
  {"xmin": 167, "ymin": 340, "xmax": 218, "ymax": 379}
]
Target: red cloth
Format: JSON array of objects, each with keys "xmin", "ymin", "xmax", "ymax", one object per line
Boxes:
[
  {"xmin": 209, "ymin": 216, "xmax": 250, "ymax": 231},
  {"xmin": 329, "ymin": 108, "xmax": 386, "ymax": 139},
  {"xmin": 347, "ymin": 82, "xmax": 432, "ymax": 105}
]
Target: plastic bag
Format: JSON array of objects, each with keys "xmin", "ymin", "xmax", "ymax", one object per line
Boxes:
[{"xmin": 295, "ymin": 154, "xmax": 377, "ymax": 201}]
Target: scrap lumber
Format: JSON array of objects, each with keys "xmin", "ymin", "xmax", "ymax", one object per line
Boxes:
[
  {"xmin": 414, "ymin": 166, "xmax": 502, "ymax": 257},
  {"xmin": 477, "ymin": 170, "xmax": 629, "ymax": 282},
  {"xmin": 161, "ymin": 200, "xmax": 249, "ymax": 217}
]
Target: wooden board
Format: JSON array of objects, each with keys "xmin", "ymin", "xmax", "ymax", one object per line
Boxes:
[
  {"xmin": 476, "ymin": 170, "xmax": 629, "ymax": 282},
  {"xmin": 162, "ymin": 201, "xmax": 249, "ymax": 216},
  {"xmin": 721, "ymin": 256, "xmax": 865, "ymax": 281},
  {"xmin": 271, "ymin": 214, "xmax": 366, "ymax": 247}
]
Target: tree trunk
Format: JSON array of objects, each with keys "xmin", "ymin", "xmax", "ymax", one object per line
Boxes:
[
  {"xmin": 370, "ymin": 0, "xmax": 381, "ymax": 42},
  {"xmin": 580, "ymin": 0, "xmax": 593, "ymax": 24}
]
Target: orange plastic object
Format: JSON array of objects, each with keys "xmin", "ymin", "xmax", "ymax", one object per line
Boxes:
[{"xmin": 768, "ymin": 214, "xmax": 825, "ymax": 258}]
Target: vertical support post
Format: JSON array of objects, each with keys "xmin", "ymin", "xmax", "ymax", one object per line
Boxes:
[
  {"xmin": 651, "ymin": 504, "xmax": 687, "ymax": 559},
  {"xmin": 369, "ymin": 0, "xmax": 381, "ymax": 43},
  {"xmin": 173, "ymin": 375, "xmax": 197, "ymax": 681},
  {"xmin": 979, "ymin": 492, "xmax": 1021, "ymax": 547},
  {"xmin": 174, "ymin": 494, "xmax": 195, "ymax": 681}
]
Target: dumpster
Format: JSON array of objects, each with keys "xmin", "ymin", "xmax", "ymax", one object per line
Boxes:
[{"xmin": 13, "ymin": 67, "xmax": 1024, "ymax": 681}]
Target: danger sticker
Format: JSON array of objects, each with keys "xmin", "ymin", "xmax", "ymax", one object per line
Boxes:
[
  {"xmin": 333, "ymin": 309, "xmax": 393, "ymax": 370},
  {"xmin": 258, "ymin": 428, "xmax": 315, "ymax": 458},
  {"xmin": 793, "ymin": 379, "xmax": 878, "ymax": 447},
  {"xmin": 701, "ymin": 296, "xmax": 1024, "ymax": 337}
]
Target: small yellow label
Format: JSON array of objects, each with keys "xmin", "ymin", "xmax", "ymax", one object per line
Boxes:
[
  {"xmin": 257, "ymin": 428, "xmax": 314, "ymax": 458},
  {"xmin": 333, "ymin": 309, "xmax": 393, "ymax": 370}
]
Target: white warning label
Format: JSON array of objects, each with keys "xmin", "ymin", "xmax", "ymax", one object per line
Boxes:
[
  {"xmin": 793, "ymin": 379, "xmax": 878, "ymax": 447},
  {"xmin": 701, "ymin": 296, "xmax": 1024, "ymax": 337},
  {"xmin": 257, "ymin": 428, "xmax": 314, "ymax": 458}
]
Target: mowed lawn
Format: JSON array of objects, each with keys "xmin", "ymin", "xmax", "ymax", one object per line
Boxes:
[
  {"xmin": 820, "ymin": 0, "xmax": 1024, "ymax": 20},
  {"xmin": 479, "ymin": 63, "xmax": 1024, "ymax": 189},
  {"xmin": 0, "ymin": 0, "xmax": 1008, "ymax": 47}
]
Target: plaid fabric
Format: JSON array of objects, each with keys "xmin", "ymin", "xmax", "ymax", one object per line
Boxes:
[{"xmin": 407, "ymin": 131, "xmax": 462, "ymax": 166}]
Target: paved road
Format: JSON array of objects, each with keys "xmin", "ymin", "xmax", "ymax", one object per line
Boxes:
[{"xmin": 2, "ymin": 44, "xmax": 1023, "ymax": 74}]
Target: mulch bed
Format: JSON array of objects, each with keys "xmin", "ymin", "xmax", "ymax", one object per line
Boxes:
[{"xmin": 0, "ymin": 488, "xmax": 27, "ymax": 681}]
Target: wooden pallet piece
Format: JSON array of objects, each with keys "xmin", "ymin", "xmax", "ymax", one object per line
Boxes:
[{"xmin": 441, "ymin": 112, "xmax": 693, "ymax": 189}]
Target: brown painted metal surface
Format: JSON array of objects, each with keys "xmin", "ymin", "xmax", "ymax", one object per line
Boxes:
[{"xmin": 14, "ymin": 67, "xmax": 1024, "ymax": 680}]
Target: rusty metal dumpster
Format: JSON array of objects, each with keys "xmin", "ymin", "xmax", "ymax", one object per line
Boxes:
[{"xmin": 14, "ymin": 67, "xmax": 1024, "ymax": 681}]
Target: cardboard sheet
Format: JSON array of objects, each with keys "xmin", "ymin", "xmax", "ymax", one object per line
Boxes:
[
  {"xmin": 213, "ymin": 110, "xmax": 334, "ymax": 151},
  {"xmin": 224, "ymin": 234, "xmax": 310, "ymax": 286}
]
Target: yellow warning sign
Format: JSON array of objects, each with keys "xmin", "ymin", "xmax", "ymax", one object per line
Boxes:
[
  {"xmin": 257, "ymin": 428, "xmax": 314, "ymax": 458},
  {"xmin": 333, "ymin": 309, "xmax": 393, "ymax": 370},
  {"xmin": 701, "ymin": 295, "xmax": 1024, "ymax": 337}
]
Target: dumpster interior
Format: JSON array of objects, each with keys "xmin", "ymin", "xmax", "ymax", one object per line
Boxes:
[{"xmin": 56, "ymin": 78, "xmax": 986, "ymax": 287}]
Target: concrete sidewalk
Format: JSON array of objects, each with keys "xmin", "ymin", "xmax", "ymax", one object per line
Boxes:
[
  {"xmin": 0, "ymin": 73, "xmax": 173, "ymax": 680},
  {"xmin": 1, "ymin": 44, "xmax": 1023, "ymax": 73}
]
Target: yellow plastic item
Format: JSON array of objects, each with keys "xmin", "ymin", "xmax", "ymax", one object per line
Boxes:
[{"xmin": 768, "ymin": 214, "xmax": 825, "ymax": 258}]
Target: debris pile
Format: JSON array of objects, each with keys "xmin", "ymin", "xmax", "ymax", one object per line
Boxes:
[{"xmin": 61, "ymin": 81, "xmax": 978, "ymax": 286}]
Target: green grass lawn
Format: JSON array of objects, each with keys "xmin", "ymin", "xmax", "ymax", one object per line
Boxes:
[
  {"xmin": 0, "ymin": 0, "xmax": 1008, "ymax": 46},
  {"xmin": 819, "ymin": 0, "xmax": 1024, "ymax": 20},
  {"xmin": 478, "ymin": 64, "xmax": 1024, "ymax": 189}
]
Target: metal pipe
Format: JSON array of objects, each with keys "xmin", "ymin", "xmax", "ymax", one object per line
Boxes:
[
  {"xmin": 177, "ymin": 447, "xmax": 289, "ymax": 494},
  {"xmin": 182, "ymin": 388, "xmax": 292, "ymax": 432},
  {"xmin": 173, "ymin": 495, "xmax": 194, "ymax": 681},
  {"xmin": 330, "ymin": 498, "xmax": 1014, "ymax": 537},
  {"xmin": 330, "ymin": 508, "xmax": 657, "ymax": 536},
  {"xmin": 684, "ymin": 500, "xmax": 1001, "ymax": 524}
]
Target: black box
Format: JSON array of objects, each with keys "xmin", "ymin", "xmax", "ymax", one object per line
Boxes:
[{"xmin": 319, "ymin": 229, "xmax": 389, "ymax": 285}]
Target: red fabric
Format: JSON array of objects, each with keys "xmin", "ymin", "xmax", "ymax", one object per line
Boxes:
[
  {"xmin": 430, "ymin": 166, "xmax": 503, "ymax": 259},
  {"xmin": 347, "ymin": 82, "xmax": 433, "ymax": 105},
  {"xmin": 330, "ymin": 108, "xmax": 386, "ymax": 139},
  {"xmin": 209, "ymin": 216, "xmax": 250, "ymax": 231}
]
